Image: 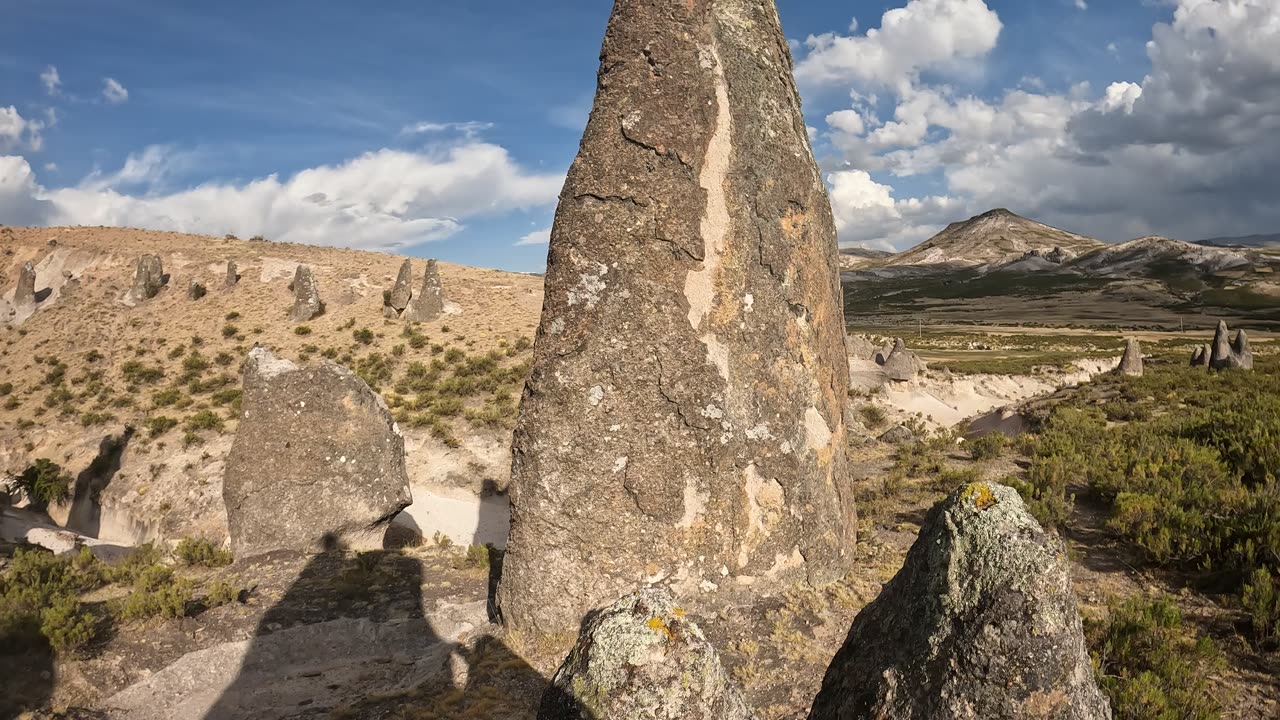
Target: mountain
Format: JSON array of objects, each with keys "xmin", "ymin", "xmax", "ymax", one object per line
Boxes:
[
  {"xmin": 1196, "ymin": 233, "xmax": 1280, "ymax": 249},
  {"xmin": 838, "ymin": 246, "xmax": 893, "ymax": 270},
  {"xmin": 1070, "ymin": 235, "xmax": 1258, "ymax": 277},
  {"xmin": 882, "ymin": 209, "xmax": 1104, "ymax": 269}
]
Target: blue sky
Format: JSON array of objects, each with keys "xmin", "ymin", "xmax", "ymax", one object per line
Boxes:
[{"xmin": 3, "ymin": 0, "xmax": 1279, "ymax": 271}]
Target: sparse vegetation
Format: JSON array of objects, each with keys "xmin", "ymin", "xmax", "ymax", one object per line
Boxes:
[
  {"xmin": 965, "ymin": 432, "xmax": 1007, "ymax": 461},
  {"xmin": 353, "ymin": 328, "xmax": 375, "ymax": 345},
  {"xmin": 173, "ymin": 538, "xmax": 233, "ymax": 568},
  {"xmin": 6, "ymin": 459, "xmax": 73, "ymax": 507},
  {"xmin": 295, "ymin": 325, "xmax": 312, "ymax": 336}
]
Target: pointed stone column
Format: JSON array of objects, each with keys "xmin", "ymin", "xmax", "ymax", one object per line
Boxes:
[
  {"xmin": 387, "ymin": 259, "xmax": 413, "ymax": 312},
  {"xmin": 497, "ymin": 0, "xmax": 854, "ymax": 635},
  {"xmin": 289, "ymin": 265, "xmax": 323, "ymax": 322},
  {"xmin": 14, "ymin": 261, "xmax": 36, "ymax": 307},
  {"xmin": 402, "ymin": 259, "xmax": 444, "ymax": 322},
  {"xmin": 131, "ymin": 255, "xmax": 164, "ymax": 301}
]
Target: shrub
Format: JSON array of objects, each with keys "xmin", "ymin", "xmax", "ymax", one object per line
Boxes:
[
  {"xmin": 40, "ymin": 596, "xmax": 97, "ymax": 652},
  {"xmin": 353, "ymin": 328, "xmax": 374, "ymax": 345},
  {"xmin": 183, "ymin": 351, "xmax": 211, "ymax": 374},
  {"xmin": 1, "ymin": 548, "xmax": 104, "ymax": 653},
  {"xmin": 221, "ymin": 324, "xmax": 239, "ymax": 339},
  {"xmin": 965, "ymin": 432, "xmax": 1007, "ymax": 461},
  {"xmin": 173, "ymin": 538, "xmax": 233, "ymax": 568},
  {"xmin": 295, "ymin": 325, "xmax": 313, "ymax": 336},
  {"xmin": 121, "ymin": 361, "xmax": 165, "ymax": 384},
  {"xmin": 204, "ymin": 580, "xmax": 245, "ymax": 607},
  {"xmin": 145, "ymin": 416, "xmax": 179, "ymax": 437},
  {"xmin": 224, "ymin": 311, "xmax": 240, "ymax": 321},
  {"xmin": 1242, "ymin": 566, "xmax": 1280, "ymax": 648},
  {"xmin": 859, "ymin": 404, "xmax": 887, "ymax": 429},
  {"xmin": 214, "ymin": 351, "xmax": 236, "ymax": 367},
  {"xmin": 114, "ymin": 564, "xmax": 194, "ymax": 621},
  {"xmin": 184, "ymin": 410, "xmax": 225, "ymax": 433},
  {"xmin": 1086, "ymin": 595, "xmax": 1224, "ymax": 720},
  {"xmin": 9, "ymin": 459, "xmax": 73, "ymax": 507},
  {"xmin": 455, "ymin": 544, "xmax": 491, "ymax": 570},
  {"xmin": 80, "ymin": 411, "xmax": 114, "ymax": 427},
  {"xmin": 152, "ymin": 387, "xmax": 183, "ymax": 408},
  {"xmin": 0, "ymin": 382, "xmax": 12, "ymax": 396}
]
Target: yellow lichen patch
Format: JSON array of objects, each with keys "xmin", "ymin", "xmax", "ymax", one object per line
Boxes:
[
  {"xmin": 961, "ymin": 482, "xmax": 997, "ymax": 510},
  {"xmin": 646, "ymin": 616, "xmax": 674, "ymax": 640},
  {"xmin": 672, "ymin": 607, "xmax": 686, "ymax": 617}
]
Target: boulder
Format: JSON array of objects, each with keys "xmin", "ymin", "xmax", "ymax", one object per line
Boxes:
[
  {"xmin": 402, "ymin": 259, "xmax": 444, "ymax": 322},
  {"xmin": 225, "ymin": 260, "xmax": 239, "ymax": 287},
  {"xmin": 1209, "ymin": 320, "xmax": 1251, "ymax": 371},
  {"xmin": 131, "ymin": 254, "xmax": 165, "ymax": 301},
  {"xmin": 881, "ymin": 338, "xmax": 924, "ymax": 382},
  {"xmin": 497, "ymin": 0, "xmax": 854, "ymax": 635},
  {"xmin": 222, "ymin": 348, "xmax": 412, "ymax": 558},
  {"xmin": 1116, "ymin": 338, "xmax": 1142, "ymax": 377},
  {"xmin": 14, "ymin": 261, "xmax": 35, "ymax": 307},
  {"xmin": 539, "ymin": 589, "xmax": 755, "ymax": 720},
  {"xmin": 288, "ymin": 265, "xmax": 323, "ymax": 322},
  {"xmin": 387, "ymin": 259, "xmax": 414, "ymax": 311},
  {"xmin": 188, "ymin": 280, "xmax": 207, "ymax": 301},
  {"xmin": 874, "ymin": 340, "xmax": 894, "ymax": 365},
  {"xmin": 809, "ymin": 482, "xmax": 1110, "ymax": 720},
  {"xmin": 1231, "ymin": 329, "xmax": 1254, "ymax": 370},
  {"xmin": 1189, "ymin": 344, "xmax": 1209, "ymax": 367},
  {"xmin": 845, "ymin": 333, "xmax": 877, "ymax": 361},
  {"xmin": 877, "ymin": 425, "xmax": 915, "ymax": 445}
]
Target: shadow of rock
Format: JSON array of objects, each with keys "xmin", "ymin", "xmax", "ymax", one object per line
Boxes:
[
  {"xmin": 67, "ymin": 427, "xmax": 135, "ymax": 539},
  {"xmin": 34, "ymin": 287, "xmax": 52, "ymax": 303}
]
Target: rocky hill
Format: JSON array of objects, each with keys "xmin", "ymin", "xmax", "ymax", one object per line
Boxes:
[
  {"xmin": 837, "ymin": 246, "xmax": 893, "ymax": 270},
  {"xmin": 0, "ymin": 225, "xmax": 542, "ymax": 549},
  {"xmin": 878, "ymin": 208, "xmax": 1104, "ymax": 270}
]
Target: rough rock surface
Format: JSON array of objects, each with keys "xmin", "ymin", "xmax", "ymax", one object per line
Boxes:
[
  {"xmin": 402, "ymin": 259, "xmax": 444, "ymax": 322},
  {"xmin": 222, "ymin": 348, "xmax": 412, "ymax": 558},
  {"xmin": 498, "ymin": 0, "xmax": 854, "ymax": 634},
  {"xmin": 880, "ymin": 338, "xmax": 924, "ymax": 382},
  {"xmin": 809, "ymin": 482, "xmax": 1110, "ymax": 720},
  {"xmin": 1116, "ymin": 338, "xmax": 1142, "ymax": 376},
  {"xmin": 1190, "ymin": 344, "xmax": 1209, "ymax": 367},
  {"xmin": 1209, "ymin": 320, "xmax": 1252, "ymax": 371},
  {"xmin": 225, "ymin": 260, "xmax": 239, "ymax": 287},
  {"xmin": 388, "ymin": 259, "xmax": 414, "ymax": 311},
  {"xmin": 188, "ymin": 280, "xmax": 207, "ymax": 301},
  {"xmin": 131, "ymin": 254, "xmax": 164, "ymax": 301},
  {"xmin": 539, "ymin": 589, "xmax": 755, "ymax": 720},
  {"xmin": 14, "ymin": 261, "xmax": 35, "ymax": 307},
  {"xmin": 288, "ymin": 264, "xmax": 323, "ymax": 322},
  {"xmin": 1232, "ymin": 329, "xmax": 1254, "ymax": 370},
  {"xmin": 877, "ymin": 425, "xmax": 915, "ymax": 445},
  {"xmin": 845, "ymin": 334, "xmax": 877, "ymax": 361}
]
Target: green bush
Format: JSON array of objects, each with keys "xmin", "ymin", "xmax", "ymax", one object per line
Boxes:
[
  {"xmin": 1, "ymin": 548, "xmax": 104, "ymax": 653},
  {"xmin": 184, "ymin": 410, "xmax": 225, "ymax": 433},
  {"xmin": 145, "ymin": 416, "xmax": 179, "ymax": 437},
  {"xmin": 965, "ymin": 432, "xmax": 1007, "ymax": 461},
  {"xmin": 80, "ymin": 411, "xmax": 114, "ymax": 427},
  {"xmin": 295, "ymin": 325, "xmax": 312, "ymax": 336},
  {"xmin": 859, "ymin": 404, "xmax": 887, "ymax": 429},
  {"xmin": 1242, "ymin": 567, "xmax": 1280, "ymax": 648},
  {"xmin": 114, "ymin": 564, "xmax": 193, "ymax": 621},
  {"xmin": 455, "ymin": 544, "xmax": 491, "ymax": 570},
  {"xmin": 9, "ymin": 459, "xmax": 73, "ymax": 507},
  {"xmin": 1086, "ymin": 596, "xmax": 1224, "ymax": 720},
  {"xmin": 40, "ymin": 596, "xmax": 97, "ymax": 653},
  {"xmin": 0, "ymin": 382, "xmax": 13, "ymax": 396},
  {"xmin": 173, "ymin": 538, "xmax": 232, "ymax": 568},
  {"xmin": 122, "ymin": 361, "xmax": 165, "ymax": 384},
  {"xmin": 353, "ymin": 328, "xmax": 375, "ymax": 345}
]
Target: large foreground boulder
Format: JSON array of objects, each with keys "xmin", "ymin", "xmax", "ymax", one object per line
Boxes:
[
  {"xmin": 498, "ymin": 0, "xmax": 854, "ymax": 634},
  {"xmin": 539, "ymin": 589, "xmax": 755, "ymax": 720},
  {"xmin": 809, "ymin": 482, "xmax": 1110, "ymax": 720},
  {"xmin": 402, "ymin": 259, "xmax": 444, "ymax": 322},
  {"xmin": 1116, "ymin": 338, "xmax": 1143, "ymax": 377},
  {"xmin": 288, "ymin": 265, "xmax": 323, "ymax": 322},
  {"xmin": 222, "ymin": 348, "xmax": 412, "ymax": 558},
  {"xmin": 131, "ymin": 254, "xmax": 164, "ymax": 301}
]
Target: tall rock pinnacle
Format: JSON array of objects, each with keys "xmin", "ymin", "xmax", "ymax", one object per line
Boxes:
[{"xmin": 498, "ymin": 0, "xmax": 854, "ymax": 635}]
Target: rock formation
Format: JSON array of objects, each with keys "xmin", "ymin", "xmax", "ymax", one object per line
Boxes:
[
  {"xmin": 1190, "ymin": 344, "xmax": 1209, "ymax": 367},
  {"xmin": 14, "ymin": 261, "xmax": 35, "ymax": 307},
  {"xmin": 288, "ymin": 265, "xmax": 323, "ymax": 322},
  {"xmin": 222, "ymin": 348, "xmax": 412, "ymax": 558},
  {"xmin": 225, "ymin": 260, "xmax": 239, "ymax": 287},
  {"xmin": 539, "ymin": 588, "xmax": 755, "ymax": 720},
  {"xmin": 131, "ymin": 254, "xmax": 164, "ymax": 301},
  {"xmin": 1209, "ymin": 320, "xmax": 1252, "ymax": 370},
  {"xmin": 874, "ymin": 340, "xmax": 894, "ymax": 365},
  {"xmin": 877, "ymin": 425, "xmax": 915, "ymax": 445},
  {"xmin": 1232, "ymin": 329, "xmax": 1254, "ymax": 370},
  {"xmin": 879, "ymin": 338, "xmax": 924, "ymax": 382},
  {"xmin": 1116, "ymin": 338, "xmax": 1143, "ymax": 376},
  {"xmin": 809, "ymin": 482, "xmax": 1110, "ymax": 720},
  {"xmin": 498, "ymin": 0, "xmax": 854, "ymax": 634},
  {"xmin": 402, "ymin": 259, "xmax": 444, "ymax": 322},
  {"xmin": 845, "ymin": 334, "xmax": 877, "ymax": 361},
  {"xmin": 188, "ymin": 280, "xmax": 207, "ymax": 301},
  {"xmin": 387, "ymin": 259, "xmax": 413, "ymax": 311}
]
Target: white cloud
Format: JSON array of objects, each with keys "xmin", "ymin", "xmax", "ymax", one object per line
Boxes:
[
  {"xmin": 0, "ymin": 106, "xmax": 45, "ymax": 153},
  {"xmin": 817, "ymin": 0, "xmax": 1280, "ymax": 248},
  {"xmin": 401, "ymin": 121, "xmax": 494, "ymax": 138},
  {"xmin": 795, "ymin": 0, "xmax": 1002, "ymax": 91},
  {"xmin": 1075, "ymin": 0, "xmax": 1088, "ymax": 10},
  {"xmin": 827, "ymin": 169, "xmax": 962, "ymax": 249},
  {"xmin": 515, "ymin": 227, "xmax": 552, "ymax": 246},
  {"xmin": 102, "ymin": 78, "xmax": 129, "ymax": 104},
  {"xmin": 1, "ymin": 142, "xmax": 564, "ymax": 251},
  {"xmin": 40, "ymin": 66, "xmax": 61, "ymax": 96},
  {"xmin": 43, "ymin": 162, "xmax": 57, "ymax": 172}
]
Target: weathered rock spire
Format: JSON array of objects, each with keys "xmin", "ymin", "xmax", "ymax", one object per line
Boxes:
[
  {"xmin": 289, "ymin": 265, "xmax": 323, "ymax": 322},
  {"xmin": 130, "ymin": 255, "xmax": 164, "ymax": 301},
  {"xmin": 497, "ymin": 0, "xmax": 853, "ymax": 634},
  {"xmin": 14, "ymin": 261, "xmax": 36, "ymax": 307},
  {"xmin": 388, "ymin": 259, "xmax": 413, "ymax": 311},
  {"xmin": 1117, "ymin": 337, "xmax": 1143, "ymax": 376},
  {"xmin": 402, "ymin": 259, "xmax": 444, "ymax": 322}
]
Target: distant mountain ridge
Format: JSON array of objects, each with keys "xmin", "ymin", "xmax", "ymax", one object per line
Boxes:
[
  {"xmin": 1196, "ymin": 233, "xmax": 1280, "ymax": 249},
  {"xmin": 882, "ymin": 209, "xmax": 1104, "ymax": 270}
]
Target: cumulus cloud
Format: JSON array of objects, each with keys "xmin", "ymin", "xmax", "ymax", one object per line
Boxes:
[
  {"xmin": 813, "ymin": 0, "xmax": 1280, "ymax": 247},
  {"xmin": 515, "ymin": 227, "xmax": 552, "ymax": 246},
  {"xmin": 0, "ymin": 106, "xmax": 45, "ymax": 152},
  {"xmin": 40, "ymin": 66, "xmax": 61, "ymax": 96},
  {"xmin": 795, "ymin": 0, "xmax": 1002, "ymax": 91},
  {"xmin": 401, "ymin": 121, "xmax": 494, "ymax": 138},
  {"xmin": 1, "ymin": 142, "xmax": 564, "ymax": 251},
  {"xmin": 102, "ymin": 78, "xmax": 128, "ymax": 104},
  {"xmin": 827, "ymin": 170, "xmax": 962, "ymax": 250}
]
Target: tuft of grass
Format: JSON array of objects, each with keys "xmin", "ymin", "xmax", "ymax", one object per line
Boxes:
[
  {"xmin": 295, "ymin": 325, "xmax": 313, "ymax": 336},
  {"xmin": 173, "ymin": 538, "xmax": 233, "ymax": 568}
]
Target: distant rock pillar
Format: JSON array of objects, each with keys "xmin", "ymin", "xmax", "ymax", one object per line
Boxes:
[
  {"xmin": 497, "ymin": 0, "xmax": 854, "ymax": 635},
  {"xmin": 14, "ymin": 261, "xmax": 36, "ymax": 307},
  {"xmin": 288, "ymin": 265, "xmax": 323, "ymax": 322},
  {"xmin": 225, "ymin": 260, "xmax": 239, "ymax": 287},
  {"xmin": 1117, "ymin": 338, "xmax": 1143, "ymax": 376},
  {"xmin": 131, "ymin": 255, "xmax": 164, "ymax": 301},
  {"xmin": 387, "ymin": 259, "xmax": 413, "ymax": 312},
  {"xmin": 402, "ymin": 259, "xmax": 444, "ymax": 322}
]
